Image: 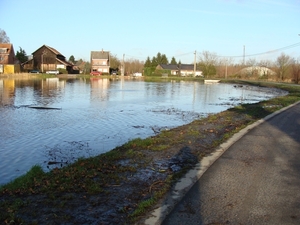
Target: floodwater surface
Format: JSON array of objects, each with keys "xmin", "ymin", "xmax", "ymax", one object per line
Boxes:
[{"xmin": 0, "ymin": 77, "xmax": 287, "ymax": 184}]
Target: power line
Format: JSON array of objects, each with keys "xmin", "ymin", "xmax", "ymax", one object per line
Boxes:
[
  {"xmin": 215, "ymin": 42, "xmax": 300, "ymax": 58},
  {"xmin": 124, "ymin": 54, "xmax": 145, "ymax": 60},
  {"xmin": 173, "ymin": 51, "xmax": 195, "ymax": 57}
]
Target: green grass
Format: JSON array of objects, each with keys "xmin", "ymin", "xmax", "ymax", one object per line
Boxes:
[
  {"xmin": 1, "ymin": 80, "xmax": 300, "ymax": 224},
  {"xmin": 1, "ymin": 165, "xmax": 45, "ymax": 192}
]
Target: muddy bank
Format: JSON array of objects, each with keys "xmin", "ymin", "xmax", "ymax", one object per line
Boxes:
[
  {"xmin": 0, "ymin": 108, "xmax": 253, "ymax": 224},
  {"xmin": 1, "ymin": 80, "xmax": 298, "ymax": 225}
]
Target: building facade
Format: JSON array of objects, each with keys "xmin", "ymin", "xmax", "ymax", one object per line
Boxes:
[{"xmin": 90, "ymin": 50, "xmax": 110, "ymax": 74}]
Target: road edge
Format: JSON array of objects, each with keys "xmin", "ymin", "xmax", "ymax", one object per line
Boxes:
[{"xmin": 140, "ymin": 101, "xmax": 300, "ymax": 225}]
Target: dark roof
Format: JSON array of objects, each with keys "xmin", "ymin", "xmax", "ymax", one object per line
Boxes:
[
  {"xmin": 159, "ymin": 64, "xmax": 178, "ymax": 70},
  {"xmin": 158, "ymin": 64, "xmax": 194, "ymax": 70},
  {"xmin": 180, "ymin": 64, "xmax": 194, "ymax": 70},
  {"xmin": 32, "ymin": 45, "xmax": 64, "ymax": 57},
  {"xmin": 91, "ymin": 50, "xmax": 109, "ymax": 59}
]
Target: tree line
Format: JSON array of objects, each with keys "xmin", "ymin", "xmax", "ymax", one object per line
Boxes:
[
  {"xmin": 197, "ymin": 50, "xmax": 300, "ymax": 83},
  {"xmin": 1, "ymin": 28, "xmax": 299, "ymax": 82}
]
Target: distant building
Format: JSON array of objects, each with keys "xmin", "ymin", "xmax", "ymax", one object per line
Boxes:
[
  {"xmin": 0, "ymin": 43, "xmax": 20, "ymax": 74},
  {"xmin": 90, "ymin": 50, "xmax": 110, "ymax": 74},
  {"xmin": 156, "ymin": 64, "xmax": 202, "ymax": 76},
  {"xmin": 21, "ymin": 45, "xmax": 75, "ymax": 73},
  {"xmin": 0, "ymin": 43, "xmax": 15, "ymax": 64},
  {"xmin": 239, "ymin": 66, "xmax": 276, "ymax": 77}
]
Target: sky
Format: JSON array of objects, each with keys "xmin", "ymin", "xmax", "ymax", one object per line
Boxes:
[{"xmin": 1, "ymin": 0, "xmax": 300, "ymax": 64}]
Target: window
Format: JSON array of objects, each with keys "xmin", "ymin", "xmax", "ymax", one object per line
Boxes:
[{"xmin": 0, "ymin": 48, "xmax": 7, "ymax": 53}]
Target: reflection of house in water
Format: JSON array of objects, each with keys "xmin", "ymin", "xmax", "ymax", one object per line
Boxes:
[
  {"xmin": 40, "ymin": 78, "xmax": 65, "ymax": 98},
  {"xmin": 90, "ymin": 78, "xmax": 110, "ymax": 101},
  {"xmin": 0, "ymin": 79, "xmax": 15, "ymax": 106},
  {"xmin": 0, "ymin": 77, "xmax": 66, "ymax": 107}
]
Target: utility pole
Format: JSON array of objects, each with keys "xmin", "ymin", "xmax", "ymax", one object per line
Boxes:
[
  {"xmin": 225, "ymin": 59, "xmax": 228, "ymax": 79},
  {"xmin": 193, "ymin": 50, "xmax": 196, "ymax": 77},
  {"xmin": 121, "ymin": 54, "xmax": 125, "ymax": 76},
  {"xmin": 243, "ymin": 45, "xmax": 245, "ymax": 65}
]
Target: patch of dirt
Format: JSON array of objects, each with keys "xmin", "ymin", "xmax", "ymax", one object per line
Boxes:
[{"xmin": 0, "ymin": 110, "xmax": 252, "ymax": 225}]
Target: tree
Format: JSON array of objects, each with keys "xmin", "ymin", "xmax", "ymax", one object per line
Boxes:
[
  {"xmin": 291, "ymin": 58, "xmax": 300, "ymax": 84},
  {"xmin": 124, "ymin": 58, "xmax": 144, "ymax": 75},
  {"xmin": 276, "ymin": 53, "xmax": 292, "ymax": 80},
  {"xmin": 0, "ymin": 29, "xmax": 10, "ymax": 43},
  {"xmin": 144, "ymin": 56, "xmax": 151, "ymax": 67},
  {"xmin": 109, "ymin": 54, "xmax": 121, "ymax": 71},
  {"xmin": 69, "ymin": 55, "xmax": 75, "ymax": 64},
  {"xmin": 198, "ymin": 51, "xmax": 218, "ymax": 77},
  {"xmin": 245, "ymin": 58, "xmax": 257, "ymax": 67},
  {"xmin": 170, "ymin": 57, "xmax": 177, "ymax": 65},
  {"xmin": 156, "ymin": 52, "xmax": 162, "ymax": 65},
  {"xmin": 217, "ymin": 57, "xmax": 234, "ymax": 78},
  {"xmin": 161, "ymin": 54, "xmax": 168, "ymax": 64},
  {"xmin": 151, "ymin": 56, "xmax": 157, "ymax": 67},
  {"xmin": 83, "ymin": 62, "xmax": 91, "ymax": 74},
  {"xmin": 15, "ymin": 47, "xmax": 28, "ymax": 63},
  {"xmin": 258, "ymin": 59, "xmax": 273, "ymax": 68}
]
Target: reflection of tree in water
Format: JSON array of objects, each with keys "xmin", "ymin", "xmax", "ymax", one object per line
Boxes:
[{"xmin": 44, "ymin": 141, "xmax": 92, "ymax": 170}]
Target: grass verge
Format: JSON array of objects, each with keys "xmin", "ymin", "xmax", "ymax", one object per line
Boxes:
[{"xmin": 1, "ymin": 80, "xmax": 300, "ymax": 224}]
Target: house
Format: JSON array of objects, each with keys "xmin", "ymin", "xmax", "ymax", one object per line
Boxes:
[
  {"xmin": 0, "ymin": 43, "xmax": 20, "ymax": 74},
  {"xmin": 22, "ymin": 45, "xmax": 74, "ymax": 73},
  {"xmin": 90, "ymin": 50, "xmax": 110, "ymax": 74},
  {"xmin": 156, "ymin": 64, "xmax": 202, "ymax": 76},
  {"xmin": 0, "ymin": 43, "xmax": 15, "ymax": 64}
]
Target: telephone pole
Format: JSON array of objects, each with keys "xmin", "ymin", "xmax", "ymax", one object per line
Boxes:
[
  {"xmin": 243, "ymin": 45, "xmax": 245, "ymax": 65},
  {"xmin": 121, "ymin": 54, "xmax": 125, "ymax": 76},
  {"xmin": 193, "ymin": 50, "xmax": 196, "ymax": 77}
]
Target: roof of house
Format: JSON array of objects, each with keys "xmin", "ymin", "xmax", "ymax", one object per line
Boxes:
[
  {"xmin": 158, "ymin": 64, "xmax": 178, "ymax": 70},
  {"xmin": 0, "ymin": 43, "xmax": 14, "ymax": 54},
  {"xmin": 91, "ymin": 50, "xmax": 109, "ymax": 59},
  {"xmin": 32, "ymin": 45, "xmax": 64, "ymax": 57},
  {"xmin": 158, "ymin": 64, "xmax": 194, "ymax": 70},
  {"xmin": 56, "ymin": 58, "xmax": 73, "ymax": 66},
  {"xmin": 180, "ymin": 64, "xmax": 194, "ymax": 70}
]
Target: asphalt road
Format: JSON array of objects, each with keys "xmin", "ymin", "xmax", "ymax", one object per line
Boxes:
[{"xmin": 162, "ymin": 102, "xmax": 300, "ymax": 225}]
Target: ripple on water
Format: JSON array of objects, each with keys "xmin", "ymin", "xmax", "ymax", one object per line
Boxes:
[{"xmin": 0, "ymin": 80, "xmax": 287, "ymax": 184}]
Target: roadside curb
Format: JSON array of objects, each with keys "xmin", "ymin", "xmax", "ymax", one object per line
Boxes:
[{"xmin": 140, "ymin": 101, "xmax": 300, "ymax": 225}]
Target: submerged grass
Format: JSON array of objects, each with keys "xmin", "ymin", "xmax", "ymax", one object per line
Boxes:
[{"xmin": 1, "ymin": 80, "xmax": 300, "ymax": 224}]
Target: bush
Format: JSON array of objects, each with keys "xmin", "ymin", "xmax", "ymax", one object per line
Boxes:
[
  {"xmin": 58, "ymin": 68, "xmax": 68, "ymax": 74},
  {"xmin": 143, "ymin": 67, "xmax": 156, "ymax": 76}
]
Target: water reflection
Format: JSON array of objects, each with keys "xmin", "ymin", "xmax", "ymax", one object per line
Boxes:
[{"xmin": 0, "ymin": 76, "xmax": 287, "ymax": 185}]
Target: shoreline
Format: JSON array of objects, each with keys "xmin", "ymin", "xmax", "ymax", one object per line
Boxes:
[{"xmin": 0, "ymin": 80, "xmax": 299, "ymax": 224}]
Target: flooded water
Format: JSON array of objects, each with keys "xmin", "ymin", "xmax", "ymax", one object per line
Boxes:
[{"xmin": 0, "ymin": 76, "xmax": 287, "ymax": 184}]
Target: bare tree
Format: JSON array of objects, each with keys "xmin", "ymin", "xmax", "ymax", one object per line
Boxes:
[
  {"xmin": 276, "ymin": 53, "xmax": 292, "ymax": 81},
  {"xmin": 291, "ymin": 58, "xmax": 300, "ymax": 84},
  {"xmin": 243, "ymin": 58, "xmax": 260, "ymax": 77},
  {"xmin": 0, "ymin": 29, "xmax": 10, "ymax": 43},
  {"xmin": 124, "ymin": 58, "xmax": 144, "ymax": 75},
  {"xmin": 198, "ymin": 51, "xmax": 218, "ymax": 77},
  {"xmin": 217, "ymin": 57, "xmax": 234, "ymax": 78},
  {"xmin": 258, "ymin": 59, "xmax": 273, "ymax": 68},
  {"xmin": 245, "ymin": 58, "xmax": 257, "ymax": 67}
]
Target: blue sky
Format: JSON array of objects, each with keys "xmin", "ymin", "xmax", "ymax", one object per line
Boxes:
[{"xmin": 1, "ymin": 0, "xmax": 300, "ymax": 64}]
